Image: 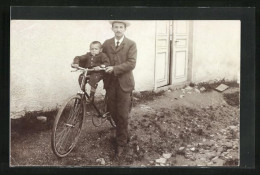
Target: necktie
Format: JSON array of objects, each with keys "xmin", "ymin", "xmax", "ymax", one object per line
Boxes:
[{"xmin": 116, "ymin": 41, "xmax": 120, "ymax": 49}]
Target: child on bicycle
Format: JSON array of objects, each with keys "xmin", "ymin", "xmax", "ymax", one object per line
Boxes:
[{"xmin": 71, "ymin": 41, "xmax": 110, "ymax": 103}]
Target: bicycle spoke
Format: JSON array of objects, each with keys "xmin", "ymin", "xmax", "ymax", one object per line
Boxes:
[
  {"xmin": 56, "ymin": 126, "xmax": 69, "ymax": 149},
  {"xmin": 56, "ymin": 126, "xmax": 67, "ymax": 138},
  {"xmin": 60, "ymin": 128, "xmax": 73, "ymax": 152},
  {"xmin": 57, "ymin": 127, "xmax": 72, "ymax": 152}
]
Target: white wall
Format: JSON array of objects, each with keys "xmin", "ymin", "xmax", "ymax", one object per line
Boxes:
[
  {"xmin": 191, "ymin": 20, "xmax": 240, "ymax": 83},
  {"xmin": 10, "ymin": 20, "xmax": 156, "ymax": 115}
]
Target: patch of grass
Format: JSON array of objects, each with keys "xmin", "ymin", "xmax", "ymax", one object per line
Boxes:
[
  {"xmin": 223, "ymin": 91, "xmax": 240, "ymax": 107},
  {"xmin": 11, "ymin": 108, "xmax": 58, "ymax": 135},
  {"xmin": 131, "ymin": 90, "xmax": 165, "ymax": 107},
  {"xmin": 197, "ymin": 79, "xmax": 239, "ymax": 92}
]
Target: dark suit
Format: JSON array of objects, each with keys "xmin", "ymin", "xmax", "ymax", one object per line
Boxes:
[{"xmin": 102, "ymin": 37, "xmax": 137, "ymax": 146}]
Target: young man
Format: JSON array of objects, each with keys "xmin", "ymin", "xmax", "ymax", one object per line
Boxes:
[{"xmin": 103, "ymin": 21, "xmax": 137, "ymax": 158}]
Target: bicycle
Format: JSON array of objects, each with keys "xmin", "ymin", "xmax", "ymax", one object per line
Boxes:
[{"xmin": 51, "ymin": 66, "xmax": 117, "ymax": 158}]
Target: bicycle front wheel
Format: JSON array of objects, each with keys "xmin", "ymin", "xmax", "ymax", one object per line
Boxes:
[{"xmin": 51, "ymin": 95, "xmax": 84, "ymax": 158}]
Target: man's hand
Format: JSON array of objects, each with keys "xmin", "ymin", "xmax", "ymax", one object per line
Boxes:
[
  {"xmin": 71, "ymin": 63, "xmax": 79, "ymax": 68},
  {"xmin": 105, "ymin": 66, "xmax": 114, "ymax": 74}
]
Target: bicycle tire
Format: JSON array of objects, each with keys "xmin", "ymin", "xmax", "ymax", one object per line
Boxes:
[{"xmin": 51, "ymin": 95, "xmax": 84, "ymax": 158}]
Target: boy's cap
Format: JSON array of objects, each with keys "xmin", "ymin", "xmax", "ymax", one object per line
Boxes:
[{"xmin": 109, "ymin": 20, "xmax": 131, "ymax": 27}]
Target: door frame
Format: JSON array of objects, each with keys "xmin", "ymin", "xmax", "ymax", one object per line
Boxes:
[{"xmin": 154, "ymin": 20, "xmax": 194, "ymax": 90}]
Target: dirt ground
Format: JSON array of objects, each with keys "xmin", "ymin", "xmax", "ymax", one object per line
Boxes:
[{"xmin": 10, "ymin": 84, "xmax": 240, "ymax": 167}]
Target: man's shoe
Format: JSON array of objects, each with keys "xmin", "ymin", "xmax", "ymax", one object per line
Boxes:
[{"xmin": 115, "ymin": 146, "xmax": 125, "ymax": 158}]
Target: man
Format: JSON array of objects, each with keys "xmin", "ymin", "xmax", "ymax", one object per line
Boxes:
[{"xmin": 103, "ymin": 20, "xmax": 137, "ymax": 158}]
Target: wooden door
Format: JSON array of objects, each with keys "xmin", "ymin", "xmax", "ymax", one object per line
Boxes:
[
  {"xmin": 155, "ymin": 21, "xmax": 170, "ymax": 88},
  {"xmin": 171, "ymin": 20, "xmax": 190, "ymax": 84}
]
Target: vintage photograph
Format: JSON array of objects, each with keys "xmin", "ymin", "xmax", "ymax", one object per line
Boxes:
[{"xmin": 10, "ymin": 20, "xmax": 240, "ymax": 167}]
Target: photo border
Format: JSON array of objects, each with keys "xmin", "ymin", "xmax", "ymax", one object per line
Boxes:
[{"xmin": 1, "ymin": 1, "xmax": 257, "ymax": 175}]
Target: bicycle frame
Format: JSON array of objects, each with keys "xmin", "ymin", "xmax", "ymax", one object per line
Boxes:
[{"xmin": 76, "ymin": 67, "xmax": 105, "ymax": 118}]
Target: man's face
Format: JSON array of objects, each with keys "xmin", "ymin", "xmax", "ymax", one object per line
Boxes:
[
  {"xmin": 112, "ymin": 22, "xmax": 126, "ymax": 38},
  {"xmin": 90, "ymin": 44, "xmax": 101, "ymax": 56}
]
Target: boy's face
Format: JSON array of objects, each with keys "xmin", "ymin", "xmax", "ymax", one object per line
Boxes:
[
  {"xmin": 112, "ymin": 22, "xmax": 126, "ymax": 38},
  {"xmin": 90, "ymin": 44, "xmax": 101, "ymax": 56}
]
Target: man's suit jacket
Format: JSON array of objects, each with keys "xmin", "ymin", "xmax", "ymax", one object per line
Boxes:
[{"xmin": 102, "ymin": 37, "xmax": 137, "ymax": 92}]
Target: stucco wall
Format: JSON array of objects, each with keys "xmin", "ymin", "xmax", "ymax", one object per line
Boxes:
[
  {"xmin": 10, "ymin": 20, "xmax": 156, "ymax": 115},
  {"xmin": 191, "ymin": 20, "xmax": 240, "ymax": 83}
]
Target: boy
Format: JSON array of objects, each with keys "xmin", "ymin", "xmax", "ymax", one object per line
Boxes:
[{"xmin": 71, "ymin": 41, "xmax": 110, "ymax": 102}]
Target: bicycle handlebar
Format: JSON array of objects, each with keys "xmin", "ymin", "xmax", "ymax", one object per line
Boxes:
[{"xmin": 71, "ymin": 65, "xmax": 107, "ymax": 72}]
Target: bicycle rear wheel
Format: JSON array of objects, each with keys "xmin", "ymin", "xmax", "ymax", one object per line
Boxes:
[{"xmin": 51, "ymin": 95, "xmax": 84, "ymax": 158}]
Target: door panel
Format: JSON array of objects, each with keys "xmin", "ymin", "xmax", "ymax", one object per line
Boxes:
[
  {"xmin": 171, "ymin": 21, "xmax": 189, "ymax": 84},
  {"xmin": 155, "ymin": 21, "xmax": 170, "ymax": 87},
  {"xmin": 156, "ymin": 52, "xmax": 167, "ymax": 80},
  {"xmin": 175, "ymin": 51, "xmax": 187, "ymax": 77}
]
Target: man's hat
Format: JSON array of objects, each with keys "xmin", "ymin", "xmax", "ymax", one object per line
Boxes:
[{"xmin": 109, "ymin": 20, "xmax": 131, "ymax": 27}]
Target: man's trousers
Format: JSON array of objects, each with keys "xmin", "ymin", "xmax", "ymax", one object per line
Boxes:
[{"xmin": 106, "ymin": 77, "xmax": 131, "ymax": 147}]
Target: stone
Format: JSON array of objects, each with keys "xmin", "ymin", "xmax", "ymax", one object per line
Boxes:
[
  {"xmin": 194, "ymin": 89, "xmax": 200, "ymax": 93},
  {"xmin": 190, "ymin": 147, "xmax": 196, "ymax": 152},
  {"xmin": 179, "ymin": 147, "xmax": 185, "ymax": 151},
  {"xmin": 212, "ymin": 156, "xmax": 219, "ymax": 162},
  {"xmin": 96, "ymin": 158, "xmax": 105, "ymax": 165},
  {"xmin": 200, "ymin": 87, "xmax": 206, "ymax": 92},
  {"xmin": 185, "ymin": 86, "xmax": 193, "ymax": 90},
  {"xmin": 180, "ymin": 95, "xmax": 185, "ymax": 98},
  {"xmin": 155, "ymin": 158, "xmax": 167, "ymax": 164},
  {"xmin": 206, "ymin": 152, "xmax": 216, "ymax": 160},
  {"xmin": 215, "ymin": 84, "xmax": 229, "ymax": 92},
  {"xmin": 225, "ymin": 142, "xmax": 233, "ymax": 148},
  {"xmin": 37, "ymin": 116, "xmax": 47, "ymax": 123},
  {"xmin": 149, "ymin": 160, "xmax": 154, "ymax": 164},
  {"xmin": 229, "ymin": 125, "xmax": 237, "ymax": 131},
  {"xmin": 162, "ymin": 153, "xmax": 172, "ymax": 159},
  {"xmin": 156, "ymin": 112, "xmax": 164, "ymax": 117},
  {"xmin": 187, "ymin": 91, "xmax": 192, "ymax": 94}
]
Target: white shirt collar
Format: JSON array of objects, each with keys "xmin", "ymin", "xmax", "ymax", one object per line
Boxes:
[{"xmin": 114, "ymin": 36, "xmax": 124, "ymax": 46}]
